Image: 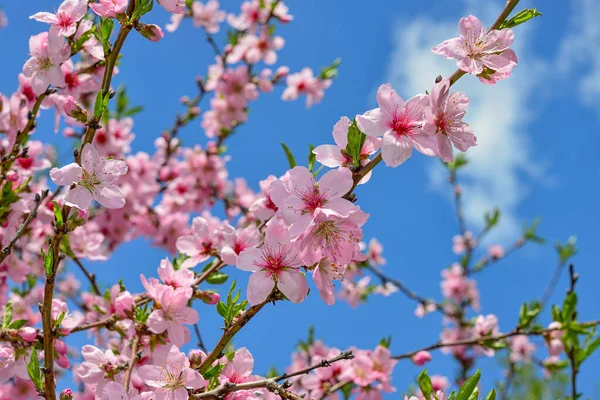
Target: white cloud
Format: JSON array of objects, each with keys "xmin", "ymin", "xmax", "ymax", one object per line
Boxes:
[
  {"xmin": 383, "ymin": 5, "xmax": 547, "ymax": 240},
  {"xmin": 558, "ymin": 0, "xmax": 600, "ymax": 108}
]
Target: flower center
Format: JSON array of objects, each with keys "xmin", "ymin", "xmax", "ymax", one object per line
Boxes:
[
  {"xmin": 300, "ymin": 187, "xmax": 326, "ymax": 213},
  {"xmin": 79, "ymin": 168, "xmax": 102, "ymax": 193}
]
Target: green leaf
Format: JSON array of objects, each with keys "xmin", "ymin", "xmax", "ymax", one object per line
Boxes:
[
  {"xmin": 216, "ymin": 301, "xmax": 227, "ymax": 319},
  {"xmin": 418, "ymin": 369, "xmax": 433, "ymax": 399},
  {"xmin": 500, "ymin": 8, "xmax": 542, "ymax": 29},
  {"xmin": 207, "ymin": 272, "xmax": 228, "ymax": 285},
  {"xmin": 93, "ymin": 90, "xmax": 104, "ymax": 117},
  {"xmin": 518, "ymin": 301, "xmax": 541, "ymax": 329},
  {"xmin": 124, "ymin": 105, "xmax": 144, "ymax": 117},
  {"xmin": 486, "ymin": 389, "xmax": 496, "ymax": 400},
  {"xmin": 2, "ymin": 301, "xmax": 12, "ymax": 328},
  {"xmin": 308, "ymin": 144, "xmax": 316, "ymax": 172},
  {"xmin": 100, "ymin": 17, "xmax": 114, "ymax": 43},
  {"xmin": 319, "ymin": 58, "xmax": 342, "ymax": 80},
  {"xmin": 562, "ymin": 292, "xmax": 577, "ymax": 322},
  {"xmin": 555, "ymin": 236, "xmax": 577, "ymax": 264},
  {"xmin": 456, "ymin": 369, "xmax": 481, "ymax": 400},
  {"xmin": 584, "ymin": 336, "xmax": 600, "ymax": 359},
  {"xmin": 53, "ymin": 201, "xmax": 63, "ymax": 228},
  {"xmin": 345, "ymin": 119, "xmax": 366, "ymax": 167},
  {"xmin": 54, "ymin": 311, "xmax": 66, "ymax": 330},
  {"xmin": 72, "ymin": 29, "xmax": 94, "ymax": 53},
  {"xmin": 281, "ymin": 142, "xmax": 297, "ymax": 168},
  {"xmin": 27, "ymin": 348, "xmax": 43, "ymax": 391},
  {"xmin": 8, "ymin": 319, "xmax": 28, "ymax": 329},
  {"xmin": 41, "ymin": 249, "xmax": 54, "ymax": 276},
  {"xmin": 379, "ymin": 336, "xmax": 392, "ymax": 348},
  {"xmin": 446, "ymin": 154, "xmax": 468, "ymax": 171},
  {"xmin": 484, "ymin": 208, "xmax": 500, "ymax": 228},
  {"xmin": 116, "ymin": 86, "xmax": 128, "ymax": 116}
]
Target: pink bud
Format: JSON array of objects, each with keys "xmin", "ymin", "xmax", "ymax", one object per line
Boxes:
[
  {"xmin": 63, "ymin": 96, "xmax": 77, "ymax": 116},
  {"xmin": 6, "ymin": 171, "xmax": 18, "ymax": 182},
  {"xmin": 411, "ymin": 350, "xmax": 432, "ymax": 366},
  {"xmin": 487, "ymin": 244, "xmax": 504, "ymax": 259},
  {"xmin": 115, "ymin": 291, "xmax": 134, "ymax": 317},
  {"xmin": 138, "ymin": 23, "xmax": 164, "ymax": 42},
  {"xmin": 188, "ymin": 349, "xmax": 206, "ymax": 368},
  {"xmin": 54, "ymin": 338, "xmax": 68, "ymax": 355},
  {"xmin": 275, "ymin": 66, "xmax": 289, "ymax": 79},
  {"xmin": 60, "ymin": 389, "xmax": 73, "ymax": 400},
  {"xmin": 18, "ymin": 327, "xmax": 37, "ymax": 343},
  {"xmin": 56, "ymin": 352, "xmax": 70, "ymax": 369}
]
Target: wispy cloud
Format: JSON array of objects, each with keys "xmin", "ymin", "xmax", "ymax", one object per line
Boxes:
[
  {"xmin": 558, "ymin": 0, "xmax": 600, "ymax": 108},
  {"xmin": 383, "ymin": 5, "xmax": 547, "ymax": 240}
]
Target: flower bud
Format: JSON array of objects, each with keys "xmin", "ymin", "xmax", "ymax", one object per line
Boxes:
[
  {"xmin": 18, "ymin": 327, "xmax": 37, "ymax": 343},
  {"xmin": 63, "ymin": 96, "xmax": 88, "ymax": 123},
  {"xmin": 411, "ymin": 350, "xmax": 432, "ymax": 366},
  {"xmin": 137, "ymin": 23, "xmax": 164, "ymax": 42},
  {"xmin": 115, "ymin": 291, "xmax": 134, "ymax": 317},
  {"xmin": 60, "ymin": 388, "xmax": 73, "ymax": 400}
]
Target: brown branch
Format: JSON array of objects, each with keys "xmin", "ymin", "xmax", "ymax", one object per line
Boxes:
[
  {"xmin": 0, "ymin": 189, "xmax": 49, "ymax": 263},
  {"xmin": 71, "ymin": 256, "xmax": 101, "ymax": 296},
  {"xmin": 123, "ymin": 334, "xmax": 141, "ymax": 393},
  {"xmin": 392, "ymin": 319, "xmax": 600, "ymax": 361},
  {"xmin": 196, "ymin": 294, "xmax": 275, "ymax": 374},
  {"xmin": 193, "ymin": 351, "xmax": 353, "ymax": 400},
  {"xmin": 365, "ymin": 265, "xmax": 453, "ymax": 318}
]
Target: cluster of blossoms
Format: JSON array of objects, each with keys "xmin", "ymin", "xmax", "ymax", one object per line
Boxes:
[{"xmin": 0, "ymin": 0, "xmax": 587, "ymax": 399}]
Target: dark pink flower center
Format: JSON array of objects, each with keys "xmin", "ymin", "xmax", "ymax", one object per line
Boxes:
[
  {"xmin": 56, "ymin": 13, "xmax": 73, "ymax": 30},
  {"xmin": 299, "ymin": 187, "xmax": 326, "ymax": 214},
  {"xmin": 255, "ymin": 244, "xmax": 295, "ymax": 276},
  {"xmin": 17, "ymin": 157, "xmax": 33, "ymax": 169}
]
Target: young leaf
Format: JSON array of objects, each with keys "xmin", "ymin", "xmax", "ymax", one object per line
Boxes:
[
  {"xmin": 27, "ymin": 348, "xmax": 43, "ymax": 391},
  {"xmin": 418, "ymin": 369, "xmax": 433, "ymax": 399},
  {"xmin": 485, "ymin": 389, "xmax": 496, "ymax": 400},
  {"xmin": 308, "ymin": 144, "xmax": 316, "ymax": 172},
  {"xmin": 2, "ymin": 301, "xmax": 12, "ymax": 328},
  {"xmin": 206, "ymin": 272, "xmax": 228, "ymax": 285},
  {"xmin": 500, "ymin": 8, "xmax": 542, "ymax": 29},
  {"xmin": 345, "ymin": 119, "xmax": 366, "ymax": 167},
  {"xmin": 281, "ymin": 142, "xmax": 297, "ymax": 168},
  {"xmin": 8, "ymin": 319, "xmax": 28, "ymax": 329},
  {"xmin": 53, "ymin": 201, "xmax": 63, "ymax": 227},
  {"xmin": 456, "ymin": 369, "xmax": 481, "ymax": 400}
]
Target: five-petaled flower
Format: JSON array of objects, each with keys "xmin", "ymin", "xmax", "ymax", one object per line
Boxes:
[{"xmin": 50, "ymin": 143, "xmax": 128, "ymax": 210}]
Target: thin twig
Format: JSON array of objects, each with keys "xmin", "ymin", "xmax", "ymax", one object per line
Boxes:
[
  {"xmin": 0, "ymin": 189, "xmax": 49, "ymax": 263},
  {"xmin": 71, "ymin": 256, "xmax": 101, "ymax": 296},
  {"xmin": 123, "ymin": 334, "xmax": 141, "ymax": 393}
]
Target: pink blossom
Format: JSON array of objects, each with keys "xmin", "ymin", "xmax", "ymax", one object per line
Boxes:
[
  {"xmin": 249, "ymin": 175, "xmax": 279, "ymax": 220},
  {"xmin": 475, "ymin": 314, "xmax": 499, "ymax": 336},
  {"xmin": 101, "ymin": 382, "xmax": 143, "ymax": 400},
  {"xmin": 298, "ymin": 207, "xmax": 368, "ymax": 267},
  {"xmin": 338, "ymin": 276, "xmax": 371, "ymax": 308},
  {"xmin": 230, "ymin": 26, "xmax": 284, "ymax": 65},
  {"xmin": 219, "ymin": 347, "xmax": 259, "ymax": 399},
  {"xmin": 510, "ymin": 335, "xmax": 536, "ymax": 363},
  {"xmin": 236, "ymin": 219, "xmax": 307, "ymax": 305},
  {"xmin": 76, "ymin": 345, "xmax": 122, "ymax": 393},
  {"xmin": 158, "ymin": 258, "xmax": 195, "ymax": 288},
  {"xmin": 432, "ymin": 15, "xmax": 517, "ymax": 77},
  {"xmin": 0, "ymin": 94, "xmax": 28, "ymax": 144},
  {"xmin": 158, "ymin": 0, "xmax": 187, "ymax": 14},
  {"xmin": 114, "ymin": 291, "xmax": 134, "ymax": 317},
  {"xmin": 22, "ymin": 32, "xmax": 70, "ymax": 95},
  {"xmin": 312, "ymin": 259, "xmax": 345, "ymax": 306},
  {"xmin": 0, "ymin": 345, "xmax": 15, "ymax": 383},
  {"xmin": 17, "ymin": 327, "xmax": 37, "ymax": 343},
  {"xmin": 220, "ymin": 224, "xmax": 260, "ymax": 266},
  {"xmin": 452, "ymin": 231, "xmax": 477, "ymax": 254},
  {"xmin": 487, "ymin": 244, "xmax": 504, "ymax": 259},
  {"xmin": 49, "ymin": 143, "xmax": 128, "ymax": 210},
  {"xmin": 89, "ymin": 0, "xmax": 127, "ymax": 18},
  {"xmin": 51, "ymin": 298, "xmax": 83, "ymax": 333},
  {"xmin": 356, "ymin": 84, "xmax": 436, "ymax": 167},
  {"xmin": 30, "ymin": 0, "xmax": 88, "ymax": 37},
  {"xmin": 0, "ymin": 9, "xmax": 6, "ymax": 28},
  {"xmin": 282, "ymin": 68, "xmax": 331, "ymax": 108},
  {"xmin": 366, "ymin": 238, "xmax": 386, "ymax": 266},
  {"xmin": 176, "ymin": 216, "xmax": 219, "ymax": 268},
  {"xmin": 75, "ymin": 19, "xmax": 105, "ymax": 60},
  {"xmin": 440, "ymin": 264, "xmax": 479, "ymax": 308},
  {"xmin": 423, "ymin": 78, "xmax": 476, "ymax": 162},
  {"xmin": 138, "ymin": 345, "xmax": 207, "ymax": 399},
  {"xmin": 411, "ymin": 351, "xmax": 432, "ymax": 366},
  {"xmin": 414, "ymin": 302, "xmax": 437, "ymax": 318},
  {"xmin": 270, "ymin": 166, "xmax": 355, "ymax": 238},
  {"xmin": 192, "ymin": 1, "xmax": 226, "ymax": 33},
  {"xmin": 313, "ymin": 116, "xmax": 380, "ymax": 184},
  {"xmin": 143, "ymin": 280, "xmax": 198, "ymax": 347}
]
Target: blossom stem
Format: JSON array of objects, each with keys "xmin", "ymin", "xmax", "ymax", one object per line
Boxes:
[
  {"xmin": 70, "ymin": 256, "xmax": 101, "ymax": 296},
  {"xmin": 41, "ymin": 222, "xmax": 67, "ymax": 400},
  {"xmin": 123, "ymin": 334, "xmax": 141, "ymax": 393},
  {"xmin": 193, "ymin": 351, "xmax": 353, "ymax": 400},
  {"xmin": 344, "ymin": 0, "xmax": 522, "ymax": 200},
  {"xmin": 391, "ymin": 319, "xmax": 600, "ymax": 361},
  {"xmin": 0, "ymin": 189, "xmax": 48, "ymax": 263},
  {"xmin": 196, "ymin": 293, "xmax": 275, "ymax": 374}
]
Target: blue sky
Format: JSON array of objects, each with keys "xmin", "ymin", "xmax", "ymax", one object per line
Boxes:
[{"xmin": 1, "ymin": 0, "xmax": 599, "ymax": 397}]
